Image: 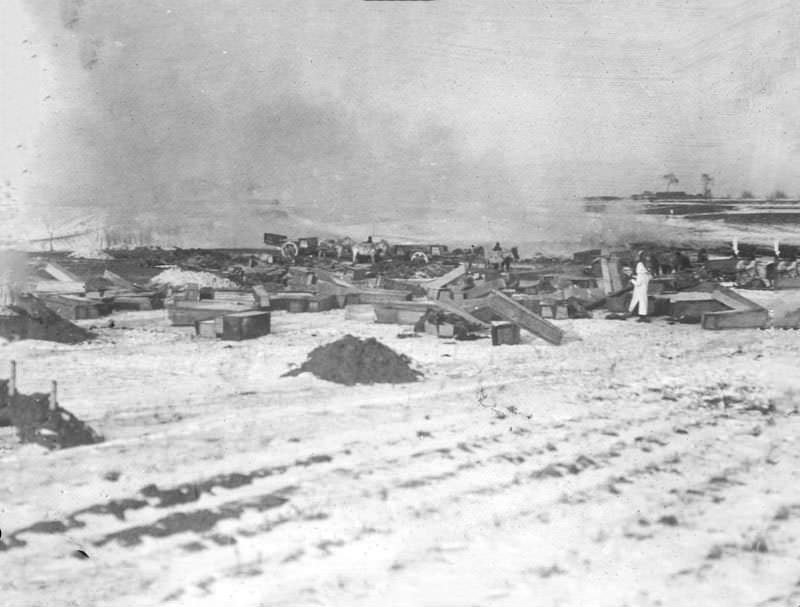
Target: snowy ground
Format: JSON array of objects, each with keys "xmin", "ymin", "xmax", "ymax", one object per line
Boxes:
[{"xmin": 1, "ymin": 301, "xmax": 800, "ymax": 607}]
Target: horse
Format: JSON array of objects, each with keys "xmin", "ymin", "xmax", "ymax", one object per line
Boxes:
[
  {"xmin": 351, "ymin": 238, "xmax": 390, "ymax": 264},
  {"xmin": 777, "ymin": 258, "xmax": 799, "ymax": 278},
  {"xmin": 318, "ymin": 237, "xmax": 355, "ymax": 259},
  {"xmin": 488, "ymin": 248, "xmax": 514, "ymax": 271},
  {"xmin": 352, "ymin": 241, "xmax": 378, "ymax": 263}
]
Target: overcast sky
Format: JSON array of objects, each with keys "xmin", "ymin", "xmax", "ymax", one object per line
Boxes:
[{"xmin": 2, "ymin": 0, "xmax": 799, "ymax": 231}]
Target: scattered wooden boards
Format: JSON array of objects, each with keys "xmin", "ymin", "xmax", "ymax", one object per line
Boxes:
[{"xmin": 486, "ymin": 290, "xmax": 564, "ymax": 345}]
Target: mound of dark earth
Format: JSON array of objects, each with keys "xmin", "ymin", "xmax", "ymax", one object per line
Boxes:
[{"xmin": 284, "ymin": 334, "xmax": 422, "ymax": 385}]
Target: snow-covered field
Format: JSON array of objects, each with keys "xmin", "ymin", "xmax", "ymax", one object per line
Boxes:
[{"xmin": 1, "ymin": 303, "xmax": 800, "ymax": 607}]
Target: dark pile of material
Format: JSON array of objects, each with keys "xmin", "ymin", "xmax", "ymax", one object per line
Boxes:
[
  {"xmin": 284, "ymin": 334, "xmax": 422, "ymax": 385},
  {"xmin": 0, "ymin": 384, "xmax": 103, "ymax": 449},
  {"xmin": 414, "ymin": 309, "xmax": 484, "ymax": 340},
  {"xmin": 565, "ymin": 297, "xmax": 593, "ymax": 319},
  {"xmin": 1, "ymin": 294, "xmax": 94, "ymax": 344}
]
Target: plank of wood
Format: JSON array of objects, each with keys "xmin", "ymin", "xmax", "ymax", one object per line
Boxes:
[
  {"xmin": 33, "ymin": 280, "xmax": 85, "ymax": 294},
  {"xmin": 600, "ymin": 256, "xmax": 623, "ymax": 294},
  {"xmin": 702, "ymin": 308, "xmax": 769, "ymax": 330},
  {"xmin": 102, "ymin": 270, "xmax": 136, "ymax": 290},
  {"xmin": 433, "ymin": 298, "xmax": 490, "ymax": 328},
  {"xmin": 315, "ymin": 280, "xmax": 358, "ymax": 299},
  {"xmin": 357, "ymin": 289, "xmax": 413, "ymax": 304},
  {"xmin": 43, "ymin": 262, "xmax": 82, "ymax": 283},
  {"xmin": 669, "ymin": 292, "xmax": 726, "ymax": 302},
  {"xmin": 168, "ymin": 302, "xmax": 255, "ymax": 326},
  {"xmin": 672, "ymin": 299, "xmax": 729, "ymax": 318},
  {"xmin": 710, "ymin": 287, "xmax": 762, "ymax": 311},
  {"xmin": 270, "ymin": 291, "xmax": 315, "ymax": 300},
  {"xmin": 212, "ymin": 290, "xmax": 255, "ymax": 304},
  {"xmin": 423, "ymin": 263, "xmax": 467, "ymax": 293},
  {"xmin": 373, "ymin": 301, "xmax": 432, "ymax": 312},
  {"xmin": 221, "ymin": 310, "xmax": 271, "ymax": 341},
  {"xmin": 311, "ymin": 268, "xmax": 356, "ymax": 288},
  {"xmin": 486, "ymin": 290, "xmax": 564, "ymax": 345},
  {"xmin": 464, "ymin": 278, "xmax": 506, "ymax": 300}
]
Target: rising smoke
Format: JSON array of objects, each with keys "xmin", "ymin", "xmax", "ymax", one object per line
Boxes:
[
  {"xmin": 22, "ymin": 0, "xmax": 530, "ymax": 247},
  {"xmin": 22, "ymin": 1, "xmax": 798, "ymax": 252}
]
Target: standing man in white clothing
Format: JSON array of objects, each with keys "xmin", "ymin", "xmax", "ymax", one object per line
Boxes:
[{"xmin": 628, "ymin": 250, "xmax": 651, "ymax": 323}]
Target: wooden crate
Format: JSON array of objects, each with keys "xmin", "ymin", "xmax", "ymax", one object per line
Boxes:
[
  {"xmin": 263, "ymin": 232, "xmax": 288, "ymax": 246},
  {"xmin": 398, "ymin": 309, "xmax": 426, "ymax": 324},
  {"xmin": 269, "ymin": 293, "xmax": 313, "ymax": 312},
  {"xmin": 491, "ymin": 321, "xmax": 521, "ymax": 345},
  {"xmin": 221, "ymin": 311, "xmax": 271, "ymax": 341},
  {"xmin": 374, "ymin": 307, "xmax": 400, "ymax": 324},
  {"xmin": 308, "ymin": 295, "xmax": 338, "ymax": 313},
  {"xmin": 702, "ymin": 308, "xmax": 769, "ymax": 330},
  {"xmin": 288, "ymin": 299, "xmax": 309, "ymax": 313},
  {"xmin": 252, "ymin": 285, "xmax": 270, "ymax": 309},
  {"xmin": 374, "ymin": 302, "xmax": 430, "ymax": 325},
  {"xmin": 195, "ymin": 319, "xmax": 217, "ymax": 339},
  {"xmin": 42, "ymin": 295, "xmax": 102, "ymax": 320},
  {"xmin": 653, "ymin": 296, "xmax": 672, "ymax": 316},
  {"xmin": 345, "ymin": 304, "xmax": 376, "ymax": 322},
  {"xmin": 168, "ymin": 302, "xmax": 254, "ymax": 326},
  {"xmin": 112, "ymin": 296, "xmax": 153, "ymax": 311},
  {"xmin": 437, "ymin": 323, "xmax": 455, "ymax": 338},
  {"xmin": 772, "ymin": 309, "xmax": 800, "ymax": 329}
]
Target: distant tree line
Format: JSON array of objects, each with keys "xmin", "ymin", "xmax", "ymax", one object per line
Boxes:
[
  {"xmin": 654, "ymin": 172, "xmax": 796, "ymax": 200},
  {"xmin": 740, "ymin": 189, "xmax": 791, "ymax": 200}
]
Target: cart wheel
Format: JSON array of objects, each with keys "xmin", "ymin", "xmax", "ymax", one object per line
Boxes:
[{"xmin": 281, "ymin": 241, "xmax": 299, "ymax": 259}]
